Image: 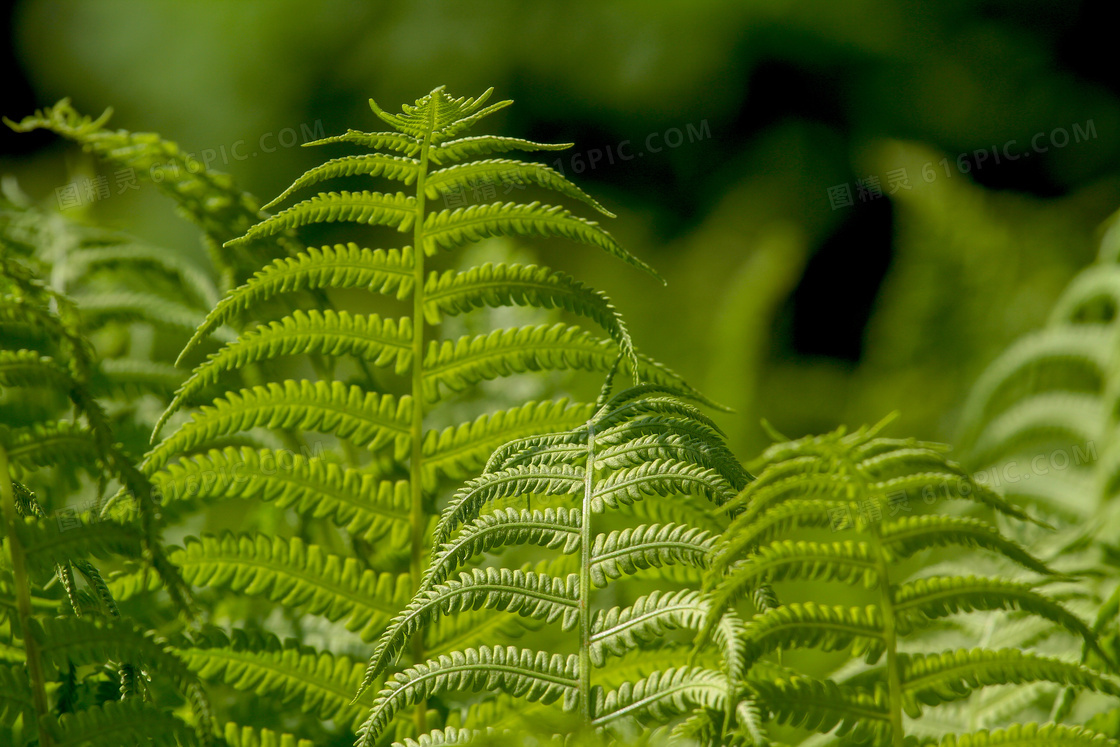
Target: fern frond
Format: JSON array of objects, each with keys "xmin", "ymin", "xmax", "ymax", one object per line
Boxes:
[
  {"xmin": 429, "ymin": 135, "xmax": 572, "ymax": 165},
  {"xmin": 422, "ymin": 507, "xmax": 582, "ymax": 588},
  {"xmin": 4, "ymin": 97, "xmax": 279, "ymax": 278},
  {"xmin": 73, "ymin": 289, "xmax": 218, "ymax": 337},
  {"xmin": 33, "ymin": 616, "xmax": 195, "ymax": 686},
  {"xmin": 422, "ymin": 262, "xmax": 631, "ymax": 351},
  {"xmin": 431, "ymin": 465, "xmax": 585, "ymax": 548},
  {"xmin": 221, "ymin": 722, "xmax": 315, "ymax": 747},
  {"xmin": 0, "ymin": 663, "xmax": 33, "ymax": 728},
  {"xmin": 148, "ymin": 446, "xmax": 410, "ymax": 542},
  {"xmin": 590, "ymin": 459, "xmax": 734, "ymax": 512},
  {"xmin": 226, "ymin": 191, "xmax": 418, "ymax": 247},
  {"xmin": 878, "ymin": 515, "xmax": 1056, "ymax": 575},
  {"xmin": 262, "ymin": 154, "xmax": 422, "ymax": 210},
  {"xmin": 357, "ymin": 647, "xmax": 579, "ymax": 747},
  {"xmin": 891, "ymin": 576, "xmax": 1100, "ymax": 653},
  {"xmin": 0, "ymin": 420, "xmax": 100, "ymax": 475},
  {"xmin": 173, "ymin": 533, "xmax": 412, "ymax": 641},
  {"xmin": 0, "ymin": 350, "xmax": 72, "ymax": 391},
  {"xmin": 745, "ymin": 674, "xmax": 890, "ymax": 742},
  {"xmin": 425, "ymin": 159, "xmax": 614, "ymax": 216},
  {"xmin": 707, "ymin": 540, "xmax": 881, "ymax": 621},
  {"xmin": 898, "ymin": 648, "xmax": 1120, "ymax": 717},
  {"xmin": 932, "ymin": 722, "xmax": 1120, "ymax": 746},
  {"xmin": 589, "ymin": 523, "xmax": 714, "ymax": 586},
  {"xmin": 957, "ymin": 326, "xmax": 1110, "ymax": 442},
  {"xmin": 94, "ymin": 358, "xmax": 185, "ymax": 399},
  {"xmin": 177, "ymin": 244, "xmax": 414, "ymax": 364},
  {"xmin": 741, "ymin": 603, "xmax": 886, "ymax": 669},
  {"xmin": 63, "ymin": 242, "xmax": 221, "ymax": 308},
  {"xmin": 390, "ymin": 726, "xmax": 491, "ymax": 747},
  {"xmin": 421, "ymin": 324, "xmax": 622, "ymax": 403},
  {"xmin": 158, "ymin": 309, "xmax": 413, "ymax": 438},
  {"xmin": 359, "ymin": 569, "xmax": 579, "ymax": 695},
  {"xmin": 423, "ymin": 201, "xmax": 661, "ymax": 281},
  {"xmin": 591, "ymin": 666, "xmax": 726, "ymax": 727},
  {"xmin": 589, "ymin": 590, "xmax": 709, "ymax": 667},
  {"xmin": 14, "ymin": 514, "xmax": 143, "ymax": 576},
  {"xmin": 967, "ymin": 392, "xmax": 1101, "ymax": 471},
  {"xmin": 49, "ymin": 698, "xmax": 196, "ymax": 747},
  {"xmin": 303, "ymin": 129, "xmax": 421, "ymax": 157},
  {"xmin": 179, "ymin": 628, "xmax": 372, "ymax": 730},
  {"xmin": 143, "ymin": 381, "xmax": 412, "ymax": 473}
]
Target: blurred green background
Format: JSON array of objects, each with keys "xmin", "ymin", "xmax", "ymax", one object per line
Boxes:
[{"xmin": 3, "ymin": 0, "xmax": 1119, "ymax": 459}]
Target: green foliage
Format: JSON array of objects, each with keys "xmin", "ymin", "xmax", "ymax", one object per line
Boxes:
[
  {"xmin": 355, "ymin": 384, "xmax": 749, "ymax": 746},
  {"xmin": 48, "ymin": 85, "xmax": 691, "ymax": 744},
  {"xmin": 0, "ymin": 256, "xmax": 205, "ymax": 746},
  {"xmin": 5, "ymin": 78, "xmax": 1120, "ymax": 747},
  {"xmin": 703, "ymin": 419, "xmax": 1120, "ymax": 746},
  {"xmin": 949, "ymin": 211, "xmax": 1120, "ymax": 737}
]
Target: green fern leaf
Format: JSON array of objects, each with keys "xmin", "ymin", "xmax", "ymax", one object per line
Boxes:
[
  {"xmin": 428, "ymin": 135, "xmax": 571, "ymax": 165},
  {"xmin": 898, "ymin": 648, "xmax": 1120, "ymax": 717},
  {"xmin": 147, "ymin": 446, "xmax": 410, "ymax": 543},
  {"xmin": 932, "ymin": 722, "xmax": 1120, "ymax": 746},
  {"xmin": 157, "ymin": 309, "xmax": 413, "ymax": 438},
  {"xmin": 421, "ymin": 399, "xmax": 595, "ymax": 488},
  {"xmin": 173, "ymin": 533, "xmax": 413, "ymax": 641},
  {"xmin": 425, "ymin": 159, "xmax": 614, "ymax": 216},
  {"xmin": 221, "ymin": 722, "xmax": 316, "ymax": 747},
  {"xmin": 262, "ymin": 154, "xmax": 422, "ymax": 210},
  {"xmin": 179, "ymin": 628, "xmax": 373, "ymax": 731},
  {"xmin": 422, "ymin": 507, "xmax": 582, "ymax": 588},
  {"xmin": 891, "ymin": 576, "xmax": 1100, "ymax": 653},
  {"xmin": 49, "ymin": 698, "xmax": 196, "ymax": 747},
  {"xmin": 360, "ymin": 569, "xmax": 580, "ymax": 694},
  {"xmin": 303, "ymin": 129, "xmax": 421, "ymax": 157},
  {"xmin": 878, "ymin": 515, "xmax": 1056, "ymax": 575},
  {"xmin": 143, "ymin": 380, "xmax": 412, "ymax": 473},
  {"xmin": 178, "ymin": 244, "xmax": 414, "ymax": 365},
  {"xmin": 591, "ymin": 666, "xmax": 726, "ymax": 727},
  {"xmin": 423, "ymin": 201, "xmax": 661, "ymax": 281},
  {"xmin": 589, "ymin": 523, "xmax": 714, "ymax": 586},
  {"xmin": 432, "ymin": 465, "xmax": 585, "ymax": 548},
  {"xmin": 741, "ymin": 603, "xmax": 886, "ymax": 670},
  {"xmin": 745, "ymin": 673, "xmax": 890, "ymax": 742},
  {"xmin": 357, "ymin": 646, "xmax": 579, "ymax": 747},
  {"xmin": 226, "ymin": 191, "xmax": 418, "ymax": 248}
]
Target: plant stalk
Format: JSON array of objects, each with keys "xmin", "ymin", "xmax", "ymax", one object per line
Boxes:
[
  {"xmin": 578, "ymin": 421, "xmax": 596, "ymax": 726},
  {"xmin": 0, "ymin": 446, "xmax": 53, "ymax": 746},
  {"xmin": 406, "ymin": 95, "xmax": 438, "ymax": 737}
]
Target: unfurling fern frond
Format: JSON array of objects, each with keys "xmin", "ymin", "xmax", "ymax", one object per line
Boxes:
[
  {"xmin": 355, "ymin": 385, "xmax": 748, "ymax": 746},
  {"xmin": 703, "ymin": 419, "xmax": 1120, "ymax": 747}
]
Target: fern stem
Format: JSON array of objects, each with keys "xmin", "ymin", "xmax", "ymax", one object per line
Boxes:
[
  {"xmin": 578, "ymin": 420, "xmax": 596, "ymax": 726},
  {"xmin": 874, "ymin": 537, "xmax": 904, "ymax": 747},
  {"xmin": 406, "ymin": 95, "xmax": 438, "ymax": 737},
  {"xmin": 0, "ymin": 446, "xmax": 53, "ymax": 747},
  {"xmin": 841, "ymin": 446, "xmax": 904, "ymax": 747}
]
